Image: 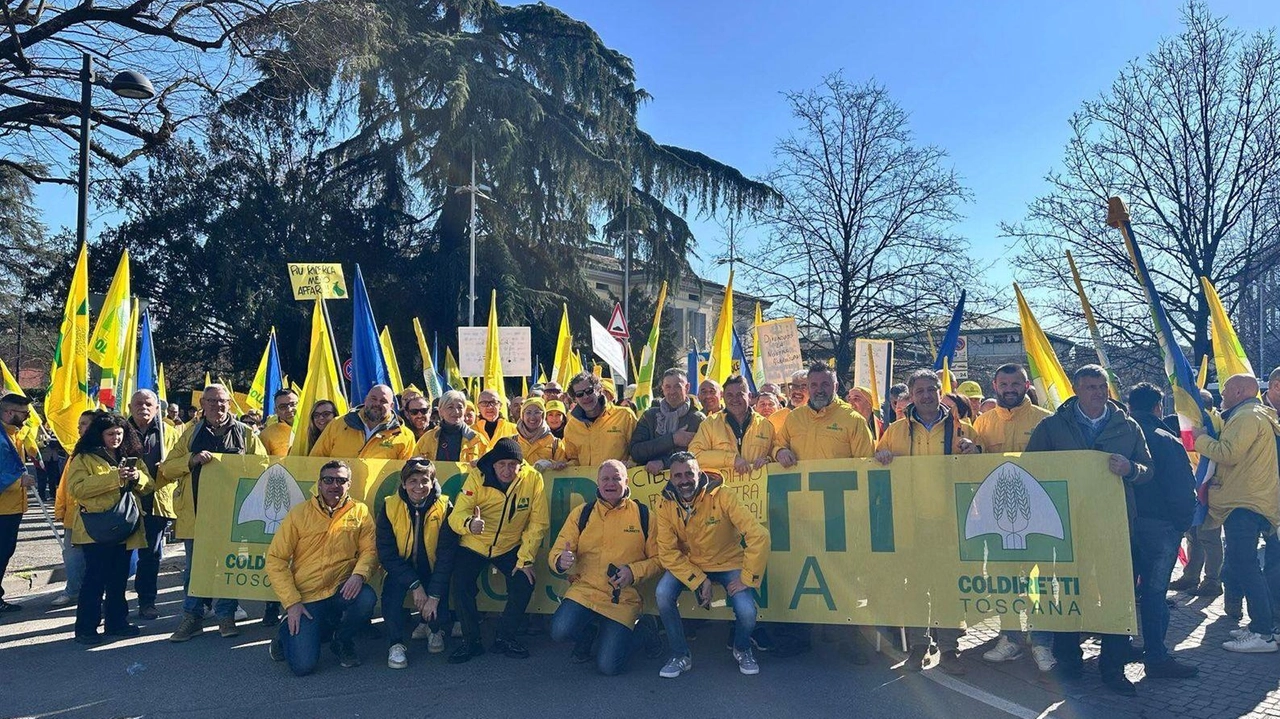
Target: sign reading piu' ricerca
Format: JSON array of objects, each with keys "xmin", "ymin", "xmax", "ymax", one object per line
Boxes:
[{"xmin": 191, "ymin": 451, "xmax": 1135, "ymax": 635}]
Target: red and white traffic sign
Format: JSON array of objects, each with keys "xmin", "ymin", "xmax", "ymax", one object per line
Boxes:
[{"xmin": 606, "ymin": 303, "xmax": 630, "ymax": 340}]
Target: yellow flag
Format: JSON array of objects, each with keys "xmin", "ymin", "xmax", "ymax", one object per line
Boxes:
[
  {"xmin": 247, "ymin": 329, "xmax": 276, "ymax": 411},
  {"xmin": 0, "ymin": 356, "xmax": 42, "ymax": 443},
  {"xmin": 290, "ymin": 300, "xmax": 350, "ymax": 456},
  {"xmin": 1201, "ymin": 276, "xmax": 1254, "ymax": 381},
  {"xmin": 115, "ymin": 298, "xmax": 140, "ymax": 411},
  {"xmin": 483, "ymin": 291, "xmax": 505, "ymax": 401},
  {"xmin": 412, "ymin": 318, "xmax": 442, "ymax": 400},
  {"xmin": 47, "ymin": 243, "xmax": 92, "ymax": 450},
  {"xmin": 941, "ymin": 357, "xmax": 953, "ymax": 394},
  {"xmin": 204, "ymin": 371, "xmax": 212, "ymax": 389},
  {"xmin": 552, "ymin": 304, "xmax": 573, "ymax": 386},
  {"xmin": 379, "ymin": 327, "xmax": 404, "ymax": 395},
  {"xmin": 88, "ymin": 249, "xmax": 131, "ymax": 369},
  {"xmin": 866, "ymin": 344, "xmax": 882, "ymax": 412},
  {"xmin": 707, "ymin": 270, "xmax": 735, "ymax": 384},
  {"xmin": 219, "ymin": 376, "xmax": 246, "ymax": 416},
  {"xmin": 157, "ymin": 363, "xmax": 168, "ymax": 403},
  {"xmin": 1014, "ymin": 284, "xmax": 1074, "ymax": 409},
  {"xmin": 570, "ymin": 350, "xmax": 584, "ymax": 378},
  {"xmin": 444, "ymin": 347, "xmax": 465, "ymax": 395},
  {"xmin": 1196, "ymin": 355, "xmax": 1209, "ymax": 390},
  {"xmin": 521, "ymin": 375, "xmax": 529, "ymax": 398}
]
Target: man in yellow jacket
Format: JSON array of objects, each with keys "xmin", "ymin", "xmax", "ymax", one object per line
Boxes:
[
  {"xmin": 564, "ymin": 371, "xmax": 636, "ymax": 467},
  {"xmin": 311, "ymin": 385, "xmax": 415, "ymax": 460},
  {"xmin": 447, "ymin": 437, "xmax": 548, "ymax": 662},
  {"xmin": 548, "ymin": 459, "xmax": 662, "ymax": 675},
  {"xmin": 1193, "ymin": 374, "xmax": 1280, "ymax": 653},
  {"xmin": 0, "ymin": 392, "xmax": 36, "ymax": 614},
  {"xmin": 655, "ymin": 452, "xmax": 769, "ymax": 678},
  {"xmin": 258, "ymin": 389, "xmax": 298, "ymax": 456},
  {"xmin": 265, "ymin": 460, "xmax": 377, "ymax": 675},
  {"xmin": 875, "ymin": 368, "xmax": 980, "ymax": 675},
  {"xmin": 775, "ymin": 362, "xmax": 874, "ymax": 467},
  {"xmin": 690, "ymin": 375, "xmax": 774, "ymax": 475},
  {"xmin": 160, "ymin": 384, "xmax": 266, "ymax": 642},
  {"xmin": 474, "ymin": 389, "xmax": 518, "ymax": 443},
  {"xmin": 126, "ymin": 390, "xmax": 180, "ymax": 620}
]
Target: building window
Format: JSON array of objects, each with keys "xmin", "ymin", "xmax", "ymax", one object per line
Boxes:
[
  {"xmin": 688, "ymin": 294, "xmax": 700, "ymax": 301},
  {"xmin": 687, "ymin": 310, "xmax": 707, "ymax": 346},
  {"xmin": 595, "ymin": 282, "xmax": 610, "ymax": 291}
]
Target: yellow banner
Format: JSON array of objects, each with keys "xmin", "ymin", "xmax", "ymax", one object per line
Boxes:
[
  {"xmin": 191, "ymin": 452, "xmax": 1136, "ymax": 634},
  {"xmin": 287, "ymin": 263, "xmax": 348, "ymax": 300}
]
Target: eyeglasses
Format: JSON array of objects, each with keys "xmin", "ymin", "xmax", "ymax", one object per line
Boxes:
[
  {"xmin": 571, "ymin": 386, "xmax": 596, "ymax": 399},
  {"xmin": 313, "ymin": 410, "xmax": 336, "ymax": 418},
  {"xmin": 406, "ymin": 408, "xmax": 429, "ymax": 415},
  {"xmin": 478, "ymin": 400, "xmax": 499, "ymax": 407},
  {"xmin": 318, "ymin": 475, "xmax": 349, "ymax": 486}
]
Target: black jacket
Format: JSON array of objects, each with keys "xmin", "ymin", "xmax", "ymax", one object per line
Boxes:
[
  {"xmin": 375, "ymin": 486, "xmax": 458, "ymax": 597},
  {"xmin": 630, "ymin": 398, "xmax": 705, "ymax": 467},
  {"xmin": 1132, "ymin": 411, "xmax": 1197, "ymax": 532}
]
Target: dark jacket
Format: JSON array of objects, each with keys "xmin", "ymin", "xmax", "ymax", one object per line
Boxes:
[
  {"xmin": 1132, "ymin": 411, "xmax": 1197, "ymax": 532},
  {"xmin": 1025, "ymin": 398, "xmax": 1153, "ymax": 520},
  {"xmin": 630, "ymin": 398, "xmax": 706, "ymax": 467},
  {"xmin": 375, "ymin": 485, "xmax": 458, "ymax": 598}
]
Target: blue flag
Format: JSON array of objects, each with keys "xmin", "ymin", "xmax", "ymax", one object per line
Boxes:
[
  {"xmin": 136, "ymin": 309, "xmax": 158, "ymax": 393},
  {"xmin": 933, "ymin": 290, "xmax": 967, "ymax": 371},
  {"xmin": 687, "ymin": 343, "xmax": 700, "ymax": 387},
  {"xmin": 0, "ymin": 426, "xmax": 25, "ymax": 494},
  {"xmin": 264, "ymin": 331, "xmax": 284, "ymax": 418},
  {"xmin": 350, "ymin": 265, "xmax": 391, "ymax": 403},
  {"xmin": 732, "ymin": 331, "xmax": 757, "ymax": 394}
]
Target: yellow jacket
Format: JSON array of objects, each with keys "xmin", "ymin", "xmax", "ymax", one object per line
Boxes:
[
  {"xmin": 565, "ymin": 402, "xmax": 637, "ymax": 467},
  {"xmin": 972, "ymin": 398, "xmax": 1051, "ymax": 453},
  {"xmin": 548, "ymin": 495, "xmax": 661, "ymax": 626},
  {"xmin": 473, "ymin": 417, "xmax": 519, "ymax": 444},
  {"xmin": 448, "ymin": 462, "xmax": 549, "ymax": 567},
  {"xmin": 516, "ymin": 429, "xmax": 566, "ymax": 465},
  {"xmin": 383, "ymin": 492, "xmax": 451, "ymax": 568},
  {"xmin": 0, "ymin": 424, "xmax": 34, "ymax": 515},
  {"xmin": 159, "ymin": 419, "xmax": 266, "ymax": 540},
  {"xmin": 310, "ymin": 410, "xmax": 415, "ymax": 460},
  {"xmin": 266, "ymin": 494, "xmax": 378, "ymax": 608},
  {"xmin": 53, "ymin": 459, "xmax": 74, "ymax": 522},
  {"xmin": 66, "ymin": 451, "xmax": 153, "ymax": 549},
  {"xmin": 774, "ymin": 400, "xmax": 874, "ymax": 460},
  {"xmin": 655, "ymin": 474, "xmax": 769, "ymax": 590},
  {"xmin": 414, "ymin": 424, "xmax": 489, "ymax": 463},
  {"xmin": 877, "ymin": 406, "xmax": 979, "ymax": 456},
  {"xmin": 689, "ymin": 410, "xmax": 775, "ymax": 471},
  {"xmin": 258, "ymin": 421, "xmax": 293, "ymax": 456},
  {"xmin": 765, "ymin": 408, "xmax": 789, "ymax": 435},
  {"xmin": 1195, "ymin": 399, "xmax": 1280, "ymax": 529}
]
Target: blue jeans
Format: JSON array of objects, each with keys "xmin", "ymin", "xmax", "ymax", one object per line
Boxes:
[
  {"xmin": 1264, "ymin": 531, "xmax": 1280, "ymax": 611},
  {"xmin": 181, "ymin": 539, "xmax": 236, "ymax": 619},
  {"xmin": 1131, "ymin": 517, "xmax": 1180, "ymax": 665},
  {"xmin": 276, "ymin": 585, "xmax": 377, "ymax": 676},
  {"xmin": 1222, "ymin": 508, "xmax": 1274, "ymax": 636},
  {"xmin": 550, "ymin": 598, "xmax": 638, "ymax": 676},
  {"xmin": 63, "ymin": 543, "xmax": 85, "ymax": 598},
  {"xmin": 656, "ymin": 569, "xmax": 757, "ymax": 656}
]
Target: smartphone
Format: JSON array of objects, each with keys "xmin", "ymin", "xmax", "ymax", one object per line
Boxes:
[{"xmin": 120, "ymin": 457, "xmax": 140, "ymax": 470}]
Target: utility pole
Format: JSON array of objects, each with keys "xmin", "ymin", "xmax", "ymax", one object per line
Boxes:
[{"xmin": 454, "ymin": 143, "xmax": 491, "ymax": 326}]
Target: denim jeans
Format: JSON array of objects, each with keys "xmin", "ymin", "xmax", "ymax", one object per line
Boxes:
[
  {"xmin": 75, "ymin": 542, "xmax": 131, "ymax": 636},
  {"xmin": 63, "ymin": 542, "xmax": 85, "ymax": 598},
  {"xmin": 181, "ymin": 539, "xmax": 237, "ymax": 618},
  {"xmin": 133, "ymin": 516, "xmax": 169, "ymax": 608},
  {"xmin": 549, "ymin": 598, "xmax": 638, "ymax": 676},
  {"xmin": 1000, "ymin": 630, "xmax": 1054, "ymax": 647},
  {"xmin": 1222, "ymin": 508, "xmax": 1274, "ymax": 636},
  {"xmin": 1131, "ymin": 517, "xmax": 1180, "ymax": 665},
  {"xmin": 1264, "ymin": 531, "xmax": 1280, "ymax": 612},
  {"xmin": 656, "ymin": 569, "xmax": 757, "ymax": 656},
  {"xmin": 276, "ymin": 584, "xmax": 377, "ymax": 676},
  {"xmin": 381, "ymin": 572, "xmax": 449, "ymax": 647}
]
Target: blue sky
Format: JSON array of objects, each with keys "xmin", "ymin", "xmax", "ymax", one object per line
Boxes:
[{"xmin": 34, "ymin": 0, "xmax": 1279, "ymax": 309}]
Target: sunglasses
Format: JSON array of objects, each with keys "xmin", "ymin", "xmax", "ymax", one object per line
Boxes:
[
  {"xmin": 572, "ymin": 387, "xmax": 596, "ymax": 399},
  {"xmin": 318, "ymin": 475, "xmax": 349, "ymax": 486},
  {"xmin": 606, "ymin": 563, "xmax": 621, "ymax": 604},
  {"xmin": 406, "ymin": 408, "xmax": 429, "ymax": 415}
]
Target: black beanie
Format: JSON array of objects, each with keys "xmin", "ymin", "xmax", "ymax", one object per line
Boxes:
[{"xmin": 478, "ymin": 437, "xmax": 523, "ymax": 471}]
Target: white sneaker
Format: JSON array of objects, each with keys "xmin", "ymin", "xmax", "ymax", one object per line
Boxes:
[
  {"xmin": 50, "ymin": 594, "xmax": 75, "ymax": 607},
  {"xmin": 659, "ymin": 655, "xmax": 693, "ymax": 678},
  {"xmin": 733, "ymin": 647, "xmax": 760, "ymax": 675},
  {"xmin": 982, "ymin": 636, "xmax": 1023, "ymax": 663},
  {"xmin": 234, "ymin": 606, "xmax": 248, "ymax": 622},
  {"xmin": 1031, "ymin": 645, "xmax": 1057, "ymax": 672},
  {"xmin": 428, "ymin": 630, "xmax": 446, "ymax": 654},
  {"xmin": 1223, "ymin": 631, "xmax": 1279, "ymax": 653},
  {"xmin": 1229, "ymin": 627, "xmax": 1251, "ymax": 640},
  {"xmin": 451, "ymin": 621, "xmax": 463, "ymax": 638},
  {"xmin": 388, "ymin": 643, "xmax": 408, "ymax": 669},
  {"xmin": 411, "ymin": 622, "xmax": 432, "ymax": 640}
]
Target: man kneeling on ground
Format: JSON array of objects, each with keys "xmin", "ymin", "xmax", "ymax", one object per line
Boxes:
[
  {"xmin": 548, "ymin": 459, "xmax": 661, "ymax": 675},
  {"xmin": 265, "ymin": 460, "xmax": 377, "ymax": 675}
]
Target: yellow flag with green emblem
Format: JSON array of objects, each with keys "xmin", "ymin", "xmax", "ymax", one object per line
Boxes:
[{"xmin": 47, "ymin": 243, "xmax": 92, "ymax": 450}]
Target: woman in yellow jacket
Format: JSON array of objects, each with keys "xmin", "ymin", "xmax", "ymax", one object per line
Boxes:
[
  {"xmin": 514, "ymin": 398, "xmax": 567, "ymax": 471},
  {"xmin": 67, "ymin": 412, "xmax": 153, "ymax": 645},
  {"xmin": 51, "ymin": 410, "xmax": 97, "ymax": 608},
  {"xmin": 415, "ymin": 390, "xmax": 488, "ymax": 463}
]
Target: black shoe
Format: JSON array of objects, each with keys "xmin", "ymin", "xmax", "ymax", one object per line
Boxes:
[
  {"xmin": 74, "ymin": 633, "xmax": 103, "ymax": 646},
  {"xmin": 269, "ymin": 637, "xmax": 284, "ymax": 662},
  {"xmin": 105, "ymin": 624, "xmax": 141, "ymax": 638},
  {"xmin": 448, "ymin": 641, "xmax": 485, "ymax": 664},
  {"xmin": 904, "ymin": 645, "xmax": 928, "ymax": 672},
  {"xmin": 331, "ymin": 639, "xmax": 360, "ymax": 668},
  {"xmin": 1102, "ymin": 673, "xmax": 1137, "ymax": 696},
  {"xmin": 492, "ymin": 636, "xmax": 530, "ymax": 659},
  {"xmin": 1189, "ymin": 579, "xmax": 1222, "ymax": 598},
  {"xmin": 1167, "ymin": 576, "xmax": 1199, "ymax": 592},
  {"xmin": 137, "ymin": 605, "xmax": 159, "ymax": 621},
  {"xmin": 261, "ymin": 610, "xmax": 280, "ymax": 627},
  {"xmin": 0, "ymin": 599, "xmax": 22, "ymax": 613},
  {"xmin": 1144, "ymin": 658, "xmax": 1199, "ymax": 679},
  {"xmin": 938, "ymin": 649, "xmax": 966, "ymax": 675}
]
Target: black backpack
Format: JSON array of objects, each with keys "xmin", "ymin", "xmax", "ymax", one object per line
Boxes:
[{"xmin": 576, "ymin": 499, "xmax": 650, "ymax": 540}]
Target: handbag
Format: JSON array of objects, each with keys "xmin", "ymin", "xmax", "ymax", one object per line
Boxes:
[{"xmin": 79, "ymin": 487, "xmax": 141, "ymax": 545}]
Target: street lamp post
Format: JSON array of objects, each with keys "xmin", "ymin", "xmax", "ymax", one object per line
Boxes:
[
  {"xmin": 454, "ymin": 145, "xmax": 492, "ymax": 326},
  {"xmin": 76, "ymin": 52, "xmax": 156, "ymax": 247}
]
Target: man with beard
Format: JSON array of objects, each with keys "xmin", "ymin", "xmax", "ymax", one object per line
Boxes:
[
  {"xmin": 258, "ymin": 389, "xmax": 298, "ymax": 456},
  {"xmin": 400, "ymin": 393, "xmax": 433, "ymax": 441},
  {"xmin": 775, "ymin": 363, "xmax": 874, "ymax": 466},
  {"xmin": 654, "ymin": 452, "xmax": 769, "ymax": 678},
  {"xmin": 0, "ymin": 392, "xmax": 36, "ymax": 615},
  {"xmin": 564, "ymin": 372, "xmax": 637, "ymax": 467},
  {"xmin": 311, "ymin": 385, "xmax": 415, "ymax": 460},
  {"xmin": 631, "ymin": 368, "xmax": 705, "ymax": 474}
]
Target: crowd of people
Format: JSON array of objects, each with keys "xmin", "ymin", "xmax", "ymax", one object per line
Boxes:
[{"xmin": 2, "ymin": 360, "xmax": 1279, "ymax": 697}]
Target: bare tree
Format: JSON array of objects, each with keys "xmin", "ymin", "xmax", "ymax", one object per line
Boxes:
[
  {"xmin": 742, "ymin": 72, "xmax": 979, "ymax": 382},
  {"xmin": 1004, "ymin": 1, "xmax": 1280, "ymax": 381}
]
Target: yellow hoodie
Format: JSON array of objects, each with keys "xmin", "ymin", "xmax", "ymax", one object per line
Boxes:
[
  {"xmin": 971, "ymin": 397, "xmax": 1051, "ymax": 453},
  {"xmin": 265, "ymin": 494, "xmax": 378, "ymax": 608},
  {"xmin": 1195, "ymin": 399, "xmax": 1280, "ymax": 529},
  {"xmin": 449, "ymin": 462, "xmax": 549, "ymax": 567},
  {"xmin": 655, "ymin": 474, "xmax": 769, "ymax": 591},
  {"xmin": 774, "ymin": 400, "xmax": 873, "ymax": 460},
  {"xmin": 549, "ymin": 496, "xmax": 661, "ymax": 626},
  {"xmin": 66, "ymin": 451, "xmax": 153, "ymax": 549}
]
